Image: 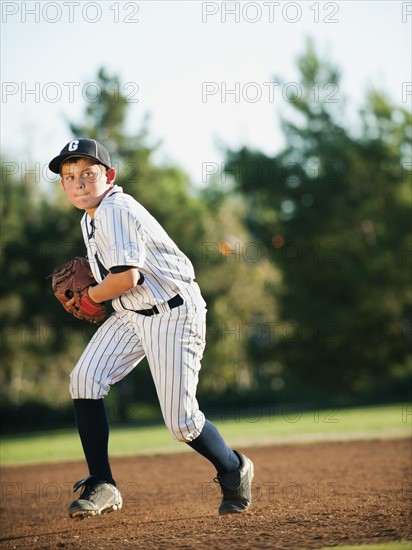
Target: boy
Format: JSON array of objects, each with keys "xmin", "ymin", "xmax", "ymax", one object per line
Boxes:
[{"xmin": 48, "ymin": 138, "xmax": 254, "ymax": 519}]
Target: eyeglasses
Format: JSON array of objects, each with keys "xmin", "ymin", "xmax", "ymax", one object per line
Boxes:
[{"xmin": 61, "ymin": 165, "xmax": 105, "ymax": 185}]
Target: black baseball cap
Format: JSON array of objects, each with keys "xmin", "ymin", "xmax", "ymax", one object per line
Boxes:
[{"xmin": 49, "ymin": 138, "xmax": 111, "ymax": 174}]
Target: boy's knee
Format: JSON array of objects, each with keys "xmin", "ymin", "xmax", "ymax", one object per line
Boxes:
[
  {"xmin": 166, "ymin": 414, "xmax": 205, "ymax": 442},
  {"xmin": 69, "ymin": 370, "xmax": 109, "ymax": 400},
  {"xmin": 172, "ymin": 429, "xmax": 194, "ymax": 443}
]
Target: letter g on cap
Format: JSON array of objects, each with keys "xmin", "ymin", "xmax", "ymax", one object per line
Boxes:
[{"xmin": 68, "ymin": 140, "xmax": 79, "ymax": 152}]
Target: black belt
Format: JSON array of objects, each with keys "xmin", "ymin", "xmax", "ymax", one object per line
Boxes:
[{"xmin": 135, "ymin": 294, "xmax": 184, "ymax": 316}]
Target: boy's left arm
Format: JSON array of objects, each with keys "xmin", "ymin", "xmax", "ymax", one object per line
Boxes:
[{"xmin": 87, "ymin": 268, "xmax": 141, "ymax": 303}]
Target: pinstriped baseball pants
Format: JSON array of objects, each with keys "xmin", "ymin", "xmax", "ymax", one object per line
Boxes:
[{"xmin": 69, "ymin": 294, "xmax": 206, "ymax": 442}]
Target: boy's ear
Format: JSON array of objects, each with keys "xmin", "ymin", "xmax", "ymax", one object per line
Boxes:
[{"xmin": 106, "ymin": 167, "xmax": 116, "ymax": 184}]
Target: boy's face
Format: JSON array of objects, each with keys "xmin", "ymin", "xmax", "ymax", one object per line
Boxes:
[{"xmin": 60, "ymin": 157, "xmax": 116, "ymax": 215}]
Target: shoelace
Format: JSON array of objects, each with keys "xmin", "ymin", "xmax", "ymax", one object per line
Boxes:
[
  {"xmin": 74, "ymin": 476, "xmax": 99, "ymax": 500},
  {"xmin": 80, "ymin": 483, "xmax": 96, "ymax": 500}
]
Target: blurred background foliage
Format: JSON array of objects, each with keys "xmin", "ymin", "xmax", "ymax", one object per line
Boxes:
[{"xmin": 1, "ymin": 44, "xmax": 411, "ymax": 432}]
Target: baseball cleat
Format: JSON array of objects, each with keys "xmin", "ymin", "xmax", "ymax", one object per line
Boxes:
[
  {"xmin": 68, "ymin": 475, "xmax": 122, "ymax": 519},
  {"xmin": 215, "ymin": 451, "xmax": 254, "ymax": 515}
]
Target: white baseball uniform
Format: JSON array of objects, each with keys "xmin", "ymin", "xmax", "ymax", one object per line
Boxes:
[{"xmin": 70, "ymin": 185, "xmax": 207, "ymax": 442}]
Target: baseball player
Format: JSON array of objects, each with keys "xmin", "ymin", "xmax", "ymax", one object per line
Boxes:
[{"xmin": 48, "ymin": 138, "xmax": 254, "ymax": 519}]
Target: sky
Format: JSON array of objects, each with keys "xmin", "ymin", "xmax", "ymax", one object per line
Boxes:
[{"xmin": 1, "ymin": 1, "xmax": 411, "ymax": 187}]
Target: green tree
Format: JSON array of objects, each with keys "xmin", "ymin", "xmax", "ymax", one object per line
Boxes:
[
  {"xmin": 196, "ymin": 191, "xmax": 280, "ymax": 403},
  {"xmin": 225, "ymin": 41, "xmax": 411, "ymax": 402}
]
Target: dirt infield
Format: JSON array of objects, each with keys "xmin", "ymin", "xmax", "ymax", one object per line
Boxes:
[{"xmin": 1, "ymin": 438, "xmax": 411, "ymax": 549}]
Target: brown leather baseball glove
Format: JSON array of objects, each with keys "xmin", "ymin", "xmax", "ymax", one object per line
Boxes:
[{"xmin": 49, "ymin": 257, "xmax": 108, "ymax": 323}]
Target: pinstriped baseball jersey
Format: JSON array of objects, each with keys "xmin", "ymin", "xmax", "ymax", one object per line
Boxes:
[{"xmin": 81, "ymin": 185, "xmax": 205, "ymax": 311}]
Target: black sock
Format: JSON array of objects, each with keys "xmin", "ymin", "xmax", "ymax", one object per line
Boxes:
[
  {"xmin": 186, "ymin": 419, "xmax": 240, "ymax": 475},
  {"xmin": 73, "ymin": 399, "xmax": 115, "ymax": 485}
]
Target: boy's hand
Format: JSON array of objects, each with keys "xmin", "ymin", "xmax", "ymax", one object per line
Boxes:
[{"xmin": 48, "ymin": 257, "xmax": 108, "ymax": 323}]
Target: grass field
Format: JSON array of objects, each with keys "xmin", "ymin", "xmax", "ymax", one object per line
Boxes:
[{"xmin": 1, "ymin": 402, "xmax": 410, "ymax": 466}]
